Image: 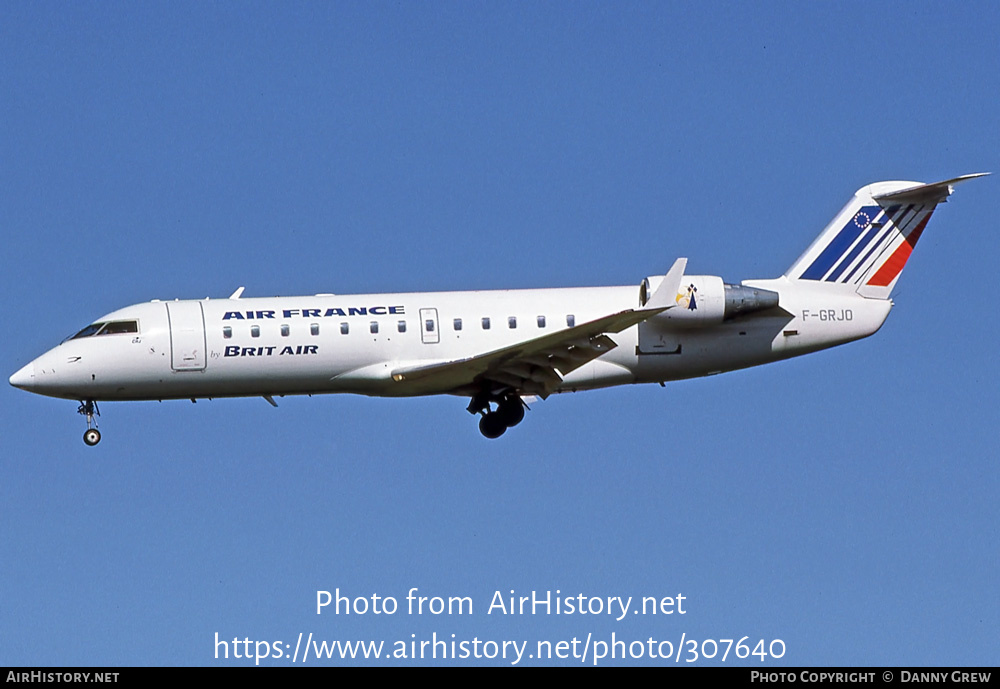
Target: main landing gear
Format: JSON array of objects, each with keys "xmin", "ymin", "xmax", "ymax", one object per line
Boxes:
[
  {"xmin": 471, "ymin": 394, "xmax": 526, "ymax": 439},
  {"xmin": 78, "ymin": 400, "xmax": 101, "ymax": 446}
]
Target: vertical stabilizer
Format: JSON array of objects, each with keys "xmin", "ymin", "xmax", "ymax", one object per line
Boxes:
[{"xmin": 784, "ymin": 174, "xmax": 987, "ymax": 300}]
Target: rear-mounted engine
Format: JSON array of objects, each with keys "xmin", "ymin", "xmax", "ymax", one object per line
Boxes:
[{"xmin": 639, "ymin": 276, "xmax": 779, "ymax": 327}]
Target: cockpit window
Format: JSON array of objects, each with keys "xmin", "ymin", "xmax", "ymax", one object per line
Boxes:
[
  {"xmin": 101, "ymin": 321, "xmax": 139, "ymax": 335},
  {"xmin": 69, "ymin": 323, "xmax": 105, "ymax": 340},
  {"xmin": 67, "ymin": 320, "xmax": 139, "ymax": 341}
]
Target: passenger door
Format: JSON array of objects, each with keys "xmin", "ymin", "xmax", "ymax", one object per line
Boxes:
[{"xmin": 166, "ymin": 302, "xmax": 207, "ymax": 371}]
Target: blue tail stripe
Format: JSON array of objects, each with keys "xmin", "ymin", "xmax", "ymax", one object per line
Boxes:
[
  {"xmin": 827, "ymin": 215, "xmax": 885, "ymax": 282},
  {"xmin": 827, "ymin": 205, "xmax": 901, "ymax": 283},
  {"xmin": 799, "ymin": 205, "xmax": 881, "ymax": 281},
  {"xmin": 843, "ymin": 204, "xmax": 916, "ymax": 284}
]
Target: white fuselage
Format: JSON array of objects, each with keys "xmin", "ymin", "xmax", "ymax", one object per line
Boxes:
[{"xmin": 10, "ymin": 277, "xmax": 892, "ymax": 403}]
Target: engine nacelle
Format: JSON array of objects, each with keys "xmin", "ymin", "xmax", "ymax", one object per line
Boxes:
[
  {"xmin": 640, "ymin": 274, "xmax": 725, "ymax": 327},
  {"xmin": 639, "ymin": 275, "xmax": 779, "ymax": 328}
]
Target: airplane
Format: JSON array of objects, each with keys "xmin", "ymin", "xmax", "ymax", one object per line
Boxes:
[{"xmin": 9, "ymin": 174, "xmax": 986, "ymax": 445}]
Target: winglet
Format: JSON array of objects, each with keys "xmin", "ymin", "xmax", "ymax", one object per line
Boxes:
[{"xmin": 644, "ymin": 258, "xmax": 688, "ymax": 309}]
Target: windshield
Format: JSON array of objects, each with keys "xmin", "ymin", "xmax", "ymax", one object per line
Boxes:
[
  {"xmin": 64, "ymin": 320, "xmax": 139, "ymax": 342},
  {"xmin": 67, "ymin": 323, "xmax": 105, "ymax": 341}
]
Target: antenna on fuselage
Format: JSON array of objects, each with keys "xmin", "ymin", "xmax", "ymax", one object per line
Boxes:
[{"xmin": 229, "ymin": 286, "xmax": 245, "ymax": 300}]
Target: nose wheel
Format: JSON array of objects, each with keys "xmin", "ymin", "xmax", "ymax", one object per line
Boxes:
[{"xmin": 77, "ymin": 400, "xmax": 101, "ymax": 446}]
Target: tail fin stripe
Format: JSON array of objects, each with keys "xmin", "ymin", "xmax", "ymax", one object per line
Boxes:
[
  {"xmin": 843, "ymin": 228, "xmax": 889, "ymax": 283},
  {"xmin": 816, "ymin": 202, "xmax": 906, "ymax": 283},
  {"xmin": 839, "ymin": 205, "xmax": 912, "ymax": 282},
  {"xmin": 844, "ymin": 204, "xmax": 922, "ymax": 284},
  {"xmin": 850, "ymin": 206, "xmax": 927, "ymax": 285},
  {"xmin": 798, "ymin": 205, "xmax": 881, "ymax": 281},
  {"xmin": 866, "ymin": 211, "xmax": 933, "ymax": 287},
  {"xmin": 838, "ymin": 218, "xmax": 898, "ymax": 283},
  {"xmin": 827, "ymin": 220, "xmax": 885, "ymax": 282}
]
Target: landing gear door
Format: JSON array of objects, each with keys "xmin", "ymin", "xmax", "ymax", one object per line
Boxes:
[
  {"xmin": 419, "ymin": 308, "xmax": 440, "ymax": 344},
  {"xmin": 166, "ymin": 301, "xmax": 207, "ymax": 371}
]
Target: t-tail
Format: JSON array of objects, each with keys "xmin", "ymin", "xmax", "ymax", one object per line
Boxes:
[{"xmin": 784, "ymin": 173, "xmax": 988, "ymax": 299}]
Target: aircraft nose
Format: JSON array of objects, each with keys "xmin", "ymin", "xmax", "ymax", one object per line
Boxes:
[{"xmin": 9, "ymin": 362, "xmax": 35, "ymax": 390}]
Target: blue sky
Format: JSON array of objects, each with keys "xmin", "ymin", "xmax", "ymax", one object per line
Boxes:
[{"xmin": 2, "ymin": 2, "xmax": 997, "ymax": 666}]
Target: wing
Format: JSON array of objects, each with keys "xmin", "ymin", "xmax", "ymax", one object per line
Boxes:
[
  {"xmin": 389, "ymin": 258, "xmax": 688, "ymax": 398},
  {"xmin": 390, "ymin": 306, "xmax": 667, "ymax": 397}
]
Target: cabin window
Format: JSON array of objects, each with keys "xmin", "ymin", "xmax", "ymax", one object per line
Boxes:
[
  {"xmin": 222, "ymin": 326, "xmax": 232, "ymax": 339},
  {"xmin": 537, "ymin": 315, "xmax": 546, "ymax": 328},
  {"xmin": 425, "ymin": 319, "xmax": 435, "ymax": 333},
  {"xmin": 340, "ymin": 322, "xmax": 349, "ymax": 335},
  {"xmin": 508, "ymin": 316, "xmax": 517, "ymax": 329},
  {"xmin": 398, "ymin": 321, "xmax": 406, "ymax": 333},
  {"xmin": 453, "ymin": 318, "xmax": 463, "ymax": 331},
  {"xmin": 251, "ymin": 325, "xmax": 260, "ymax": 338},
  {"xmin": 370, "ymin": 321, "xmax": 379, "ymax": 334},
  {"xmin": 310, "ymin": 323, "xmax": 320, "ymax": 336},
  {"xmin": 566, "ymin": 314, "xmax": 575, "ymax": 327},
  {"xmin": 482, "ymin": 317, "xmax": 491, "ymax": 330},
  {"xmin": 280, "ymin": 324, "xmax": 290, "ymax": 337}
]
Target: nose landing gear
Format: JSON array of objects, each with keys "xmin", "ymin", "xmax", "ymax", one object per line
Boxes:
[{"xmin": 77, "ymin": 400, "xmax": 101, "ymax": 446}]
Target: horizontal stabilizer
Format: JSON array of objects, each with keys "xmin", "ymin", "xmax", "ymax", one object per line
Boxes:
[{"xmin": 872, "ymin": 173, "xmax": 989, "ymax": 205}]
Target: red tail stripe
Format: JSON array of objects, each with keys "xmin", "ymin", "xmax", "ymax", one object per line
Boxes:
[{"xmin": 866, "ymin": 211, "xmax": 933, "ymax": 287}]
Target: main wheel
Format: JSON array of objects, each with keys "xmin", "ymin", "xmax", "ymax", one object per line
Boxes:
[
  {"xmin": 497, "ymin": 398, "xmax": 525, "ymax": 427},
  {"xmin": 83, "ymin": 428, "xmax": 102, "ymax": 446},
  {"xmin": 479, "ymin": 413, "xmax": 507, "ymax": 439}
]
